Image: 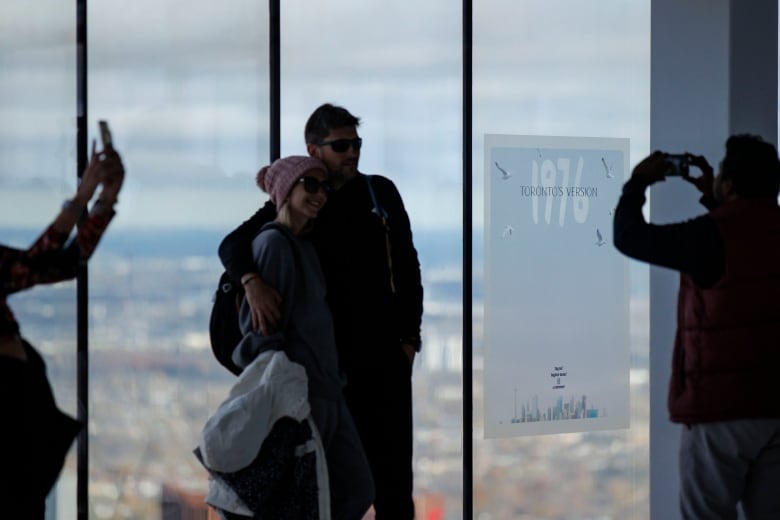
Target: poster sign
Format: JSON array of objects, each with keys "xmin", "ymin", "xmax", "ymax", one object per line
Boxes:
[{"xmin": 483, "ymin": 134, "xmax": 630, "ymax": 438}]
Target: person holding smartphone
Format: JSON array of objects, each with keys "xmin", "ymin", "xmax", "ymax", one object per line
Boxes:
[
  {"xmin": 613, "ymin": 135, "xmax": 780, "ymax": 519},
  {"xmin": 0, "ymin": 136, "xmax": 124, "ymax": 518}
]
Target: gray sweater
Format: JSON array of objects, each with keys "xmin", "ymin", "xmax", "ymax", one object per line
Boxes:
[{"xmin": 233, "ymin": 223, "xmax": 344, "ymax": 401}]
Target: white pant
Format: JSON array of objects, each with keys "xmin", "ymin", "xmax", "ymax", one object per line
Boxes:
[{"xmin": 679, "ymin": 419, "xmax": 780, "ymax": 520}]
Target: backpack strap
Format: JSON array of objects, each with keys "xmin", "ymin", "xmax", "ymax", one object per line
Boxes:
[
  {"xmin": 263, "ymin": 222, "xmax": 301, "ymax": 268},
  {"xmin": 365, "ymin": 174, "xmax": 387, "ymax": 219},
  {"xmin": 364, "ymin": 175, "xmax": 395, "ymax": 293}
]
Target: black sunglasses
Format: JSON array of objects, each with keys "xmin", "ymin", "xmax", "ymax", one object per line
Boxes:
[
  {"xmin": 318, "ymin": 137, "xmax": 363, "ymax": 153},
  {"xmin": 298, "ymin": 176, "xmax": 331, "ymax": 194}
]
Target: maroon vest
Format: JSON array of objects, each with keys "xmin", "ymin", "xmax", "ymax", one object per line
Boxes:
[{"xmin": 669, "ymin": 198, "xmax": 780, "ymax": 423}]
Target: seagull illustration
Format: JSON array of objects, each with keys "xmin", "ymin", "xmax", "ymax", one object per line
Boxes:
[
  {"xmin": 502, "ymin": 224, "xmax": 514, "ymax": 238},
  {"xmin": 495, "ymin": 161, "xmax": 512, "ymax": 180},
  {"xmin": 601, "ymin": 157, "xmax": 615, "ymax": 179},
  {"xmin": 595, "ymin": 228, "xmax": 607, "ymax": 246}
]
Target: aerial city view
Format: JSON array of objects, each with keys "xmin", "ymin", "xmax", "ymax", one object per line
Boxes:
[{"xmin": 6, "ymin": 227, "xmax": 649, "ymax": 519}]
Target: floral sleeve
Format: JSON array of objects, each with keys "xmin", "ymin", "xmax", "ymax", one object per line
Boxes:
[{"xmin": 1, "ymin": 211, "xmax": 113, "ymax": 296}]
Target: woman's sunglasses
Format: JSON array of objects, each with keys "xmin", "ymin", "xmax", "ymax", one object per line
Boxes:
[
  {"xmin": 318, "ymin": 137, "xmax": 363, "ymax": 153},
  {"xmin": 298, "ymin": 176, "xmax": 331, "ymax": 194}
]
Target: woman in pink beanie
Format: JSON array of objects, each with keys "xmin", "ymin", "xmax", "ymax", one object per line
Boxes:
[
  {"xmin": 204, "ymin": 155, "xmax": 374, "ymax": 519},
  {"xmin": 255, "ymin": 155, "xmax": 329, "ymax": 234}
]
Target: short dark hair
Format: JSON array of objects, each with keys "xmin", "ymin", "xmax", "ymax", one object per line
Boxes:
[
  {"xmin": 304, "ymin": 103, "xmax": 361, "ymax": 144},
  {"xmin": 721, "ymin": 134, "xmax": 780, "ymax": 198}
]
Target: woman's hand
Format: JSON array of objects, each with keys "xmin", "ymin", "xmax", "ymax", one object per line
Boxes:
[
  {"xmin": 96, "ymin": 146, "xmax": 125, "ymax": 205},
  {"xmin": 73, "ymin": 140, "xmax": 102, "ymax": 207}
]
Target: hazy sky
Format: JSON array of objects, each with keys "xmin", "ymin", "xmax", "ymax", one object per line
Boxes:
[{"xmin": 0, "ymin": 0, "xmax": 650, "ymax": 232}]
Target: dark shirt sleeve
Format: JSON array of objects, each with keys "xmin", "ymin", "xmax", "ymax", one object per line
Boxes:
[
  {"xmin": 218, "ymin": 201, "xmax": 276, "ymax": 284},
  {"xmin": 613, "ymin": 177, "xmax": 724, "ymax": 287},
  {"xmin": 379, "ymin": 178, "xmax": 424, "ymax": 349}
]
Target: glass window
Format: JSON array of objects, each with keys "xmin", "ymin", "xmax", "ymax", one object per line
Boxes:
[
  {"xmin": 2, "ymin": 1, "xmax": 652, "ymax": 517},
  {"xmin": 85, "ymin": 1, "xmax": 269, "ymax": 516},
  {"xmin": 473, "ymin": 2, "xmax": 650, "ymax": 518},
  {"xmin": 279, "ymin": 2, "xmax": 464, "ymax": 516},
  {"xmin": 0, "ymin": 2, "xmax": 78, "ymax": 516}
]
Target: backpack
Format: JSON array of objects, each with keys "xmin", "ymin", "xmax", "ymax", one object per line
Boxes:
[
  {"xmin": 209, "ymin": 224, "xmax": 299, "ymax": 376},
  {"xmin": 209, "ymin": 270, "xmax": 246, "ymax": 375}
]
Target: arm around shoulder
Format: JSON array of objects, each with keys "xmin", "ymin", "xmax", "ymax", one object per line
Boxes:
[{"xmin": 219, "ymin": 201, "xmax": 277, "ymax": 283}]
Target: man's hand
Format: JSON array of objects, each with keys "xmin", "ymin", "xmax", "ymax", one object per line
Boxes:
[
  {"xmin": 401, "ymin": 343, "xmax": 416, "ymax": 365},
  {"xmin": 631, "ymin": 151, "xmax": 672, "ymax": 186},
  {"xmin": 682, "ymin": 153, "xmax": 714, "ymax": 197},
  {"xmin": 0, "ymin": 335, "xmax": 27, "ymax": 361},
  {"xmin": 242, "ymin": 275, "xmax": 281, "ymax": 335}
]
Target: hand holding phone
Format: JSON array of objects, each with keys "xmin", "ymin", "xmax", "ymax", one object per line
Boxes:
[
  {"xmin": 95, "ymin": 121, "xmax": 124, "ymax": 195},
  {"xmin": 679, "ymin": 153, "xmax": 715, "ymax": 197}
]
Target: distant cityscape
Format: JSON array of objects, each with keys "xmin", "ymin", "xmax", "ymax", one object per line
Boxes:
[
  {"xmin": 4, "ymin": 227, "xmax": 650, "ymax": 520},
  {"xmin": 512, "ymin": 394, "xmax": 601, "ymax": 423}
]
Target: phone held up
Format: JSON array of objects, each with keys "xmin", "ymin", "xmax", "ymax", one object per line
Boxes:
[
  {"xmin": 97, "ymin": 120, "xmax": 120, "ymax": 184},
  {"xmin": 665, "ymin": 153, "xmax": 689, "ymax": 176},
  {"xmin": 98, "ymin": 120, "xmax": 113, "ymax": 150}
]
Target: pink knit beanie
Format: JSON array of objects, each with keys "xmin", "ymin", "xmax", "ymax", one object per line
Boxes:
[{"xmin": 256, "ymin": 155, "xmax": 327, "ymax": 207}]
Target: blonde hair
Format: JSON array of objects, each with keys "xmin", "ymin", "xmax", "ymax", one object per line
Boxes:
[
  {"xmin": 275, "ymin": 202, "xmax": 294, "ymax": 229},
  {"xmin": 274, "ymin": 199, "xmax": 315, "ymax": 235}
]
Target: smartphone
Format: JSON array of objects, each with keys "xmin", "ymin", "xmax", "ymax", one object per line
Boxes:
[
  {"xmin": 665, "ymin": 153, "xmax": 689, "ymax": 176},
  {"xmin": 98, "ymin": 120, "xmax": 113, "ymax": 149}
]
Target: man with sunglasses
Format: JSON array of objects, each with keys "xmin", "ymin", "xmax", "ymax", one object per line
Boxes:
[{"xmin": 219, "ymin": 103, "xmax": 423, "ymax": 519}]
